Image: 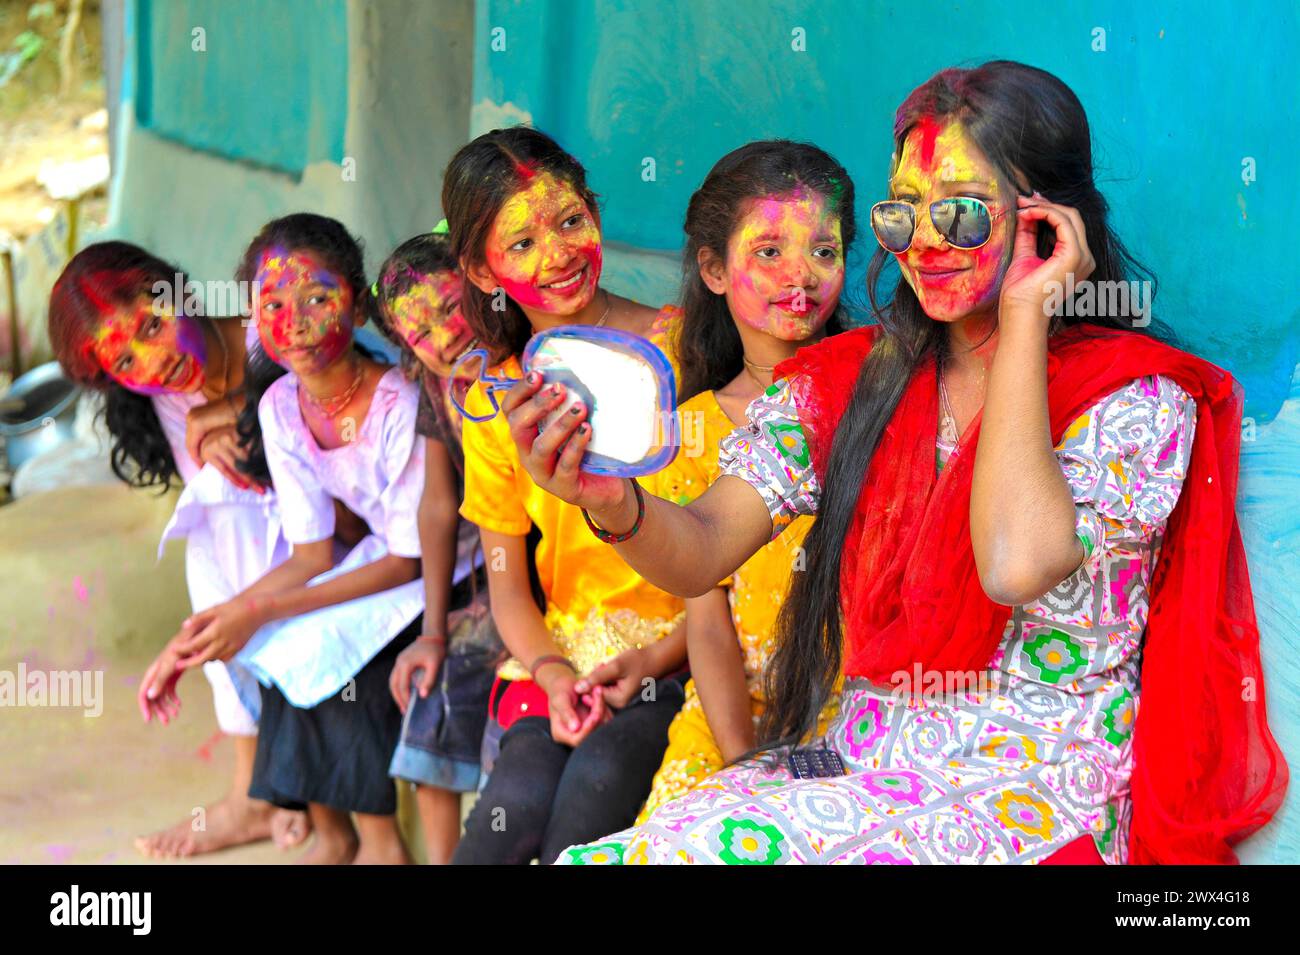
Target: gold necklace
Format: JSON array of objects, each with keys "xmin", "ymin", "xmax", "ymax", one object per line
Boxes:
[
  {"xmin": 593, "ymin": 290, "xmax": 612, "ymax": 328},
  {"xmin": 742, "ymin": 353, "xmax": 775, "ymax": 390},
  {"xmin": 302, "ymin": 355, "xmax": 364, "ymax": 419}
]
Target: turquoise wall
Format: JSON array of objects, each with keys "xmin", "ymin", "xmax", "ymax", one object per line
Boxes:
[
  {"xmin": 110, "ymin": 0, "xmax": 472, "ymax": 294},
  {"xmin": 475, "ymin": 0, "xmax": 1299, "ymax": 418},
  {"xmin": 473, "ymin": 0, "xmax": 1299, "ymax": 862},
  {"xmin": 135, "ymin": 0, "xmax": 348, "ymax": 174}
]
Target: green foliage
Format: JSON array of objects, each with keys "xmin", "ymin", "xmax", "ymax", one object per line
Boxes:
[{"xmin": 0, "ymin": 28, "xmax": 45, "ymax": 88}]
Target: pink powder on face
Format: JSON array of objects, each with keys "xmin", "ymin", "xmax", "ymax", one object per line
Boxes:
[
  {"xmin": 482, "ymin": 172, "xmax": 603, "ymax": 316},
  {"xmin": 255, "ymin": 247, "xmax": 354, "ymax": 373},
  {"xmin": 723, "ymin": 193, "xmax": 845, "ymax": 341},
  {"xmin": 388, "ymin": 269, "xmax": 473, "ymax": 375},
  {"xmin": 87, "ymin": 286, "xmax": 207, "ymax": 396},
  {"xmin": 892, "ymin": 117, "xmax": 1013, "ymax": 321}
]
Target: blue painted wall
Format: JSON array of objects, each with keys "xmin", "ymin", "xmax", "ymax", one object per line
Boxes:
[
  {"xmin": 473, "ymin": 0, "xmax": 1300, "ymax": 861},
  {"xmin": 474, "ymin": 0, "xmax": 1299, "ymax": 418},
  {"xmin": 135, "ymin": 0, "xmax": 348, "ymax": 174}
]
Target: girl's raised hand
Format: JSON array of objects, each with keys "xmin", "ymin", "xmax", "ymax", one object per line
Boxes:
[
  {"xmin": 999, "ymin": 193, "xmax": 1096, "ymax": 326},
  {"xmin": 501, "ymin": 372, "xmax": 627, "ymax": 512}
]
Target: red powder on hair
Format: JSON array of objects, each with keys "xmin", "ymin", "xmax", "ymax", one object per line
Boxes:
[
  {"xmin": 916, "ymin": 114, "xmax": 941, "ymax": 169},
  {"xmin": 513, "ymin": 159, "xmax": 537, "ymax": 181},
  {"xmin": 77, "ymin": 273, "xmax": 117, "ymax": 317}
]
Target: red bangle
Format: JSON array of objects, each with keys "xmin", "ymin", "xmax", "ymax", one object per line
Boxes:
[
  {"xmin": 582, "ymin": 480, "xmax": 645, "ymax": 544},
  {"xmin": 529, "ymin": 654, "xmax": 574, "ymax": 680}
]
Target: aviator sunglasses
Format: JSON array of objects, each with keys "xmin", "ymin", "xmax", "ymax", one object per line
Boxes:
[{"xmin": 870, "ymin": 194, "xmax": 1024, "ymax": 254}]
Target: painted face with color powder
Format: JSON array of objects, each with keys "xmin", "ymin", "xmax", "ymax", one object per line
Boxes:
[
  {"xmin": 890, "ymin": 117, "xmax": 1017, "ymax": 323},
  {"xmin": 715, "ymin": 189, "xmax": 844, "ymax": 340},
  {"xmin": 387, "ymin": 269, "xmax": 474, "ymax": 377},
  {"xmin": 88, "ymin": 286, "xmax": 207, "ymax": 396},
  {"xmin": 255, "ymin": 247, "xmax": 355, "ymax": 375},
  {"xmin": 483, "ymin": 170, "xmax": 602, "ymax": 315}
]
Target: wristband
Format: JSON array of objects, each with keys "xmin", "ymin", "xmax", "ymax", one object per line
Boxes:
[
  {"xmin": 416, "ymin": 633, "xmax": 446, "ymax": 645},
  {"xmin": 582, "ymin": 479, "xmax": 645, "ymax": 544},
  {"xmin": 529, "ymin": 654, "xmax": 574, "ymax": 680}
]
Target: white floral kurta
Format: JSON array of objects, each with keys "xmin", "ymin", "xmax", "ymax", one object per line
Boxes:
[{"xmin": 558, "ymin": 373, "xmax": 1195, "ymax": 865}]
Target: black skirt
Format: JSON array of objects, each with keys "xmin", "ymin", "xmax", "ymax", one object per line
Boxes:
[{"xmin": 249, "ymin": 617, "xmax": 419, "ymax": 815}]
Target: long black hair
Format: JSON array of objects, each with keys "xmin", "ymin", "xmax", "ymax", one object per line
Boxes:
[
  {"xmin": 677, "ymin": 140, "xmax": 856, "ymax": 402},
  {"xmin": 234, "ymin": 213, "xmax": 370, "ymax": 485},
  {"xmin": 48, "ymin": 241, "xmax": 188, "ymax": 489},
  {"xmin": 441, "ymin": 126, "xmax": 600, "ymax": 364},
  {"xmin": 758, "ymin": 60, "xmax": 1173, "ymax": 752}
]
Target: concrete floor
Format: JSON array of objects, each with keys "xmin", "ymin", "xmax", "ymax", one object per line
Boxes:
[
  {"xmin": 0, "ymin": 648, "xmax": 290, "ymax": 864},
  {"xmin": 0, "ymin": 483, "xmax": 429, "ymax": 865}
]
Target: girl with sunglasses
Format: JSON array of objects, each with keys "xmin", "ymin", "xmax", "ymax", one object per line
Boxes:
[{"xmin": 510, "ymin": 61, "xmax": 1287, "ymax": 864}]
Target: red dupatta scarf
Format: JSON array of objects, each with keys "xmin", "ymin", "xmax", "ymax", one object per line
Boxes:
[{"xmin": 773, "ymin": 322, "xmax": 1287, "ymax": 865}]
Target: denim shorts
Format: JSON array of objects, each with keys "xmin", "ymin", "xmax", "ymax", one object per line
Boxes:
[{"xmin": 389, "ymin": 573, "xmax": 504, "ymax": 792}]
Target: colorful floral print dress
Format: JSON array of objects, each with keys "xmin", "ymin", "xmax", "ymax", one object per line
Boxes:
[
  {"xmin": 559, "ymin": 371, "xmax": 1195, "ymax": 865},
  {"xmin": 632, "ymin": 389, "xmax": 839, "ymax": 823}
]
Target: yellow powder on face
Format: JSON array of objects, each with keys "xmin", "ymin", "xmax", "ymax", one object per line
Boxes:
[
  {"xmin": 889, "ymin": 119, "xmax": 1013, "ymax": 319},
  {"xmin": 489, "ymin": 172, "xmax": 599, "ymax": 277},
  {"xmin": 892, "ymin": 118, "xmax": 1001, "ymax": 201},
  {"xmin": 723, "ymin": 189, "xmax": 844, "ymax": 338}
]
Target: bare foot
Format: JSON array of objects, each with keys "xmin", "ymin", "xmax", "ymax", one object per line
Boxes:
[
  {"xmin": 134, "ymin": 795, "xmax": 275, "ymax": 859},
  {"xmin": 296, "ymin": 831, "xmax": 359, "ymax": 865},
  {"xmin": 271, "ymin": 809, "xmax": 312, "ymax": 850},
  {"xmin": 351, "ymin": 841, "xmax": 412, "ymax": 865}
]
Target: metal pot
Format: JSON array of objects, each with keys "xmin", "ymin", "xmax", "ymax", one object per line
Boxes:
[{"xmin": 0, "ymin": 361, "xmax": 82, "ymax": 472}]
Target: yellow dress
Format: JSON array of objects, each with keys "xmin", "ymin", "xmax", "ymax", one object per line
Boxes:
[
  {"xmin": 635, "ymin": 388, "xmax": 837, "ymax": 823},
  {"xmin": 458, "ymin": 306, "xmax": 686, "ymax": 682}
]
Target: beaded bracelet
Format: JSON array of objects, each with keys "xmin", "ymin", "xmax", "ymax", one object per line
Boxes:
[{"xmin": 582, "ymin": 479, "xmax": 646, "ymax": 544}]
